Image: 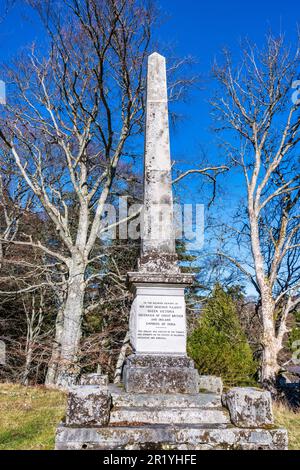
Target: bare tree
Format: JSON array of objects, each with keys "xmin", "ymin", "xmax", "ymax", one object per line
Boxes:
[
  {"xmin": 0, "ymin": 147, "xmax": 32, "ymax": 268},
  {"xmin": 0, "ymin": 0, "xmax": 228, "ymax": 387},
  {"xmin": 22, "ymin": 289, "xmax": 45, "ymax": 385},
  {"xmin": 212, "ymin": 34, "xmax": 300, "ymax": 383},
  {"xmin": 0, "ymin": 239, "xmax": 64, "ymax": 384}
]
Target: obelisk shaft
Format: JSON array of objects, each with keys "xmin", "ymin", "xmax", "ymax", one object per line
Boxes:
[
  {"xmin": 124, "ymin": 53, "xmax": 196, "ymax": 391},
  {"xmin": 140, "ymin": 53, "xmax": 178, "ymax": 273}
]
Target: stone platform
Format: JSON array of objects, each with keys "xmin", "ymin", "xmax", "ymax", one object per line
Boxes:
[
  {"xmin": 56, "ymin": 424, "xmax": 287, "ymax": 450},
  {"xmin": 55, "ymin": 381, "xmax": 288, "ymax": 450}
]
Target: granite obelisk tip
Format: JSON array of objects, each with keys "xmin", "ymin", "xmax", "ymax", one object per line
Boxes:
[{"xmin": 139, "ymin": 52, "xmax": 179, "ymax": 273}]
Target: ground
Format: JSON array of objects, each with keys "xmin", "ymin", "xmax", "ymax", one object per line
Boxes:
[
  {"xmin": 273, "ymin": 402, "xmax": 300, "ymax": 451},
  {"xmin": 0, "ymin": 383, "xmax": 66, "ymax": 450},
  {"xmin": 0, "ymin": 383, "xmax": 299, "ymax": 450}
]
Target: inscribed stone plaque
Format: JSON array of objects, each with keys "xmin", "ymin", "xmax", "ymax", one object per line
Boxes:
[{"xmin": 134, "ymin": 294, "xmax": 186, "ymax": 354}]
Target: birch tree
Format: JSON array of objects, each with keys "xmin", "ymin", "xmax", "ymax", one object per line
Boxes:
[
  {"xmin": 0, "ymin": 148, "xmax": 32, "ymax": 268},
  {"xmin": 212, "ymin": 34, "xmax": 300, "ymax": 384},
  {"xmin": 0, "ymin": 0, "xmax": 154, "ymax": 386}
]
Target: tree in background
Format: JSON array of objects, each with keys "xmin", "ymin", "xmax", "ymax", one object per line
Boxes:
[
  {"xmin": 0, "ymin": 0, "xmax": 155, "ymax": 386},
  {"xmin": 0, "ymin": 0, "xmax": 228, "ymax": 387},
  {"xmin": 212, "ymin": 34, "xmax": 300, "ymax": 384},
  {"xmin": 188, "ymin": 284, "xmax": 257, "ymax": 386},
  {"xmin": 0, "ymin": 205, "xmax": 66, "ymax": 384},
  {"xmin": 176, "ymin": 239, "xmax": 203, "ymax": 332}
]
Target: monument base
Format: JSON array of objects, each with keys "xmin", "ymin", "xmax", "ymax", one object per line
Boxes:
[
  {"xmin": 56, "ymin": 423, "xmax": 288, "ymax": 450},
  {"xmin": 123, "ymin": 354, "xmax": 199, "ymax": 394},
  {"xmin": 55, "ymin": 381, "xmax": 288, "ymax": 450}
]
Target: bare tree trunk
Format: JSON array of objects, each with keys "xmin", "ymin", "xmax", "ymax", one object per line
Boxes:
[
  {"xmin": 45, "ymin": 306, "xmax": 64, "ymax": 386},
  {"xmin": 260, "ymin": 296, "xmax": 280, "ymax": 382},
  {"xmin": 114, "ymin": 331, "xmax": 130, "ymax": 384},
  {"xmin": 55, "ymin": 255, "xmax": 86, "ymax": 388},
  {"xmin": 22, "ymin": 343, "xmax": 33, "ymax": 386},
  {"xmin": 22, "ymin": 292, "xmax": 44, "ymax": 385},
  {"xmin": 249, "ymin": 209, "xmax": 281, "ymax": 383}
]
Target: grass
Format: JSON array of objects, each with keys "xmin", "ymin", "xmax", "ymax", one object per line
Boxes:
[
  {"xmin": 0, "ymin": 382, "xmax": 299, "ymax": 450},
  {"xmin": 274, "ymin": 402, "xmax": 300, "ymax": 450},
  {"xmin": 0, "ymin": 383, "xmax": 66, "ymax": 450}
]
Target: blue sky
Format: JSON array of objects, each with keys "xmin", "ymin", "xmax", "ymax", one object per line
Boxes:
[
  {"xmin": 1, "ymin": 0, "xmax": 298, "ymax": 190},
  {"xmin": 158, "ymin": 0, "xmax": 300, "ymax": 198},
  {"xmin": 0, "ymin": 0, "xmax": 299, "ymax": 293}
]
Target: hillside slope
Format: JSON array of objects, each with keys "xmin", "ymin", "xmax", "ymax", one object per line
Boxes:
[{"xmin": 0, "ymin": 383, "xmax": 66, "ymax": 450}]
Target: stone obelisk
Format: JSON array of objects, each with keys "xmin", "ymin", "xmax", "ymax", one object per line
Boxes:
[
  {"xmin": 139, "ymin": 52, "xmax": 178, "ymax": 269},
  {"xmin": 55, "ymin": 52, "xmax": 288, "ymax": 451},
  {"xmin": 124, "ymin": 53, "xmax": 198, "ymax": 394}
]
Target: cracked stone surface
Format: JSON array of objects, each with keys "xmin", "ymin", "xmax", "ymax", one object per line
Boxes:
[
  {"xmin": 55, "ymin": 423, "xmax": 288, "ymax": 450},
  {"xmin": 66, "ymin": 386, "xmax": 111, "ymax": 426},
  {"xmin": 57, "ymin": 382, "xmax": 287, "ymax": 450},
  {"xmin": 123, "ymin": 355, "xmax": 199, "ymax": 394},
  {"xmin": 222, "ymin": 387, "xmax": 274, "ymax": 428},
  {"xmin": 79, "ymin": 374, "xmax": 108, "ymax": 386},
  {"xmin": 110, "ymin": 406, "xmax": 230, "ymax": 425},
  {"xmin": 198, "ymin": 375, "xmax": 223, "ymax": 395}
]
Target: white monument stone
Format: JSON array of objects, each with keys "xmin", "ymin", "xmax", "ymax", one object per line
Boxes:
[
  {"xmin": 130, "ymin": 286, "xmax": 187, "ymax": 354},
  {"xmin": 127, "ymin": 52, "xmax": 193, "ymax": 359},
  {"xmin": 125, "ymin": 52, "xmax": 196, "ymax": 393}
]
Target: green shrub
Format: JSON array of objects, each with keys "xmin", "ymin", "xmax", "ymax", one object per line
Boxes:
[{"xmin": 188, "ymin": 284, "xmax": 257, "ymax": 386}]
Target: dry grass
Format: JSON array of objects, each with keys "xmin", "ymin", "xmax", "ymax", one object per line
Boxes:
[
  {"xmin": 0, "ymin": 383, "xmax": 299, "ymax": 449},
  {"xmin": 0, "ymin": 383, "xmax": 66, "ymax": 450},
  {"xmin": 274, "ymin": 402, "xmax": 300, "ymax": 450}
]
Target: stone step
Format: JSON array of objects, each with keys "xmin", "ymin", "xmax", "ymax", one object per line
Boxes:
[
  {"xmin": 55, "ymin": 423, "xmax": 288, "ymax": 450},
  {"xmin": 109, "ymin": 406, "xmax": 230, "ymax": 425},
  {"xmin": 109, "ymin": 387, "xmax": 222, "ymax": 409}
]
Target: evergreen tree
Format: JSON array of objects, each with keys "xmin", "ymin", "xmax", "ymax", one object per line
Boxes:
[{"xmin": 188, "ymin": 284, "xmax": 257, "ymax": 386}]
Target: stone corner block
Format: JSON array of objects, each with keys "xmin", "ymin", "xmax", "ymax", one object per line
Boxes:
[
  {"xmin": 79, "ymin": 373, "xmax": 109, "ymax": 386},
  {"xmin": 65, "ymin": 385, "xmax": 111, "ymax": 426},
  {"xmin": 223, "ymin": 387, "xmax": 274, "ymax": 428},
  {"xmin": 198, "ymin": 375, "xmax": 223, "ymax": 395}
]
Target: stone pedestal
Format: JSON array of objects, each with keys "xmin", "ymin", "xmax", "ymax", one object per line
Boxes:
[
  {"xmin": 55, "ymin": 383, "xmax": 288, "ymax": 450},
  {"xmin": 123, "ymin": 355, "xmax": 199, "ymax": 394},
  {"xmin": 126, "ymin": 272, "xmax": 196, "ymax": 394}
]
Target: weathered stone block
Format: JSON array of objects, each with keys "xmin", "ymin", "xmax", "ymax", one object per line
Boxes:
[
  {"xmin": 125, "ymin": 354, "xmax": 194, "ymax": 368},
  {"xmin": 223, "ymin": 387, "xmax": 273, "ymax": 428},
  {"xmin": 110, "ymin": 406, "xmax": 230, "ymax": 425},
  {"xmin": 109, "ymin": 383, "xmax": 222, "ymax": 408},
  {"xmin": 79, "ymin": 373, "xmax": 108, "ymax": 386},
  {"xmin": 124, "ymin": 367, "xmax": 199, "ymax": 394},
  {"xmin": 123, "ymin": 355, "xmax": 199, "ymax": 394},
  {"xmin": 198, "ymin": 375, "xmax": 223, "ymax": 395},
  {"xmin": 66, "ymin": 386, "xmax": 111, "ymax": 426},
  {"xmin": 55, "ymin": 423, "xmax": 288, "ymax": 450}
]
